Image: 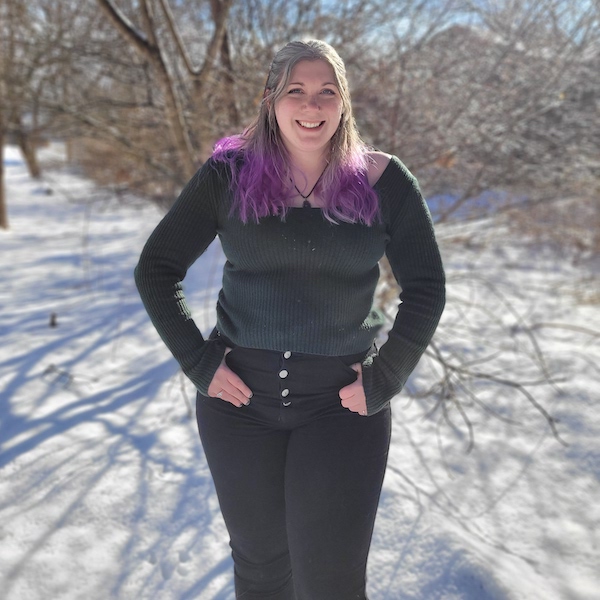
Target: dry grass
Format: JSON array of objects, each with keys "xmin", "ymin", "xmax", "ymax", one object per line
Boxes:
[
  {"xmin": 68, "ymin": 137, "xmax": 183, "ymax": 207},
  {"xmin": 504, "ymin": 195, "xmax": 600, "ymax": 268}
]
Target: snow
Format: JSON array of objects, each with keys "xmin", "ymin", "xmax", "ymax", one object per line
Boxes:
[{"xmin": 1, "ymin": 144, "xmax": 598, "ymax": 600}]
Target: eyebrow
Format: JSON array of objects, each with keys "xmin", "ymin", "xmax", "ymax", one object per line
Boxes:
[{"xmin": 288, "ymin": 81, "xmax": 337, "ymax": 86}]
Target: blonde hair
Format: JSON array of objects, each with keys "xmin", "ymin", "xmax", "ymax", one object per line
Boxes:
[{"xmin": 257, "ymin": 39, "xmax": 360, "ymax": 166}]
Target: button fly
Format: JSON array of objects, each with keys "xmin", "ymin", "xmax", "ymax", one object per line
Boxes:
[
  {"xmin": 281, "ymin": 389, "xmax": 290, "ymax": 397},
  {"xmin": 283, "ymin": 351, "xmax": 292, "ymax": 359},
  {"xmin": 279, "ymin": 370, "xmax": 289, "ymax": 379},
  {"xmin": 282, "ymin": 401, "xmax": 292, "ymax": 407}
]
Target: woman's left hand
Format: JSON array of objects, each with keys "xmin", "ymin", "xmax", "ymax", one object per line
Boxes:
[{"xmin": 339, "ymin": 363, "xmax": 368, "ymax": 416}]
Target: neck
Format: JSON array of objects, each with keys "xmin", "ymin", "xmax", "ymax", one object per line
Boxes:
[
  {"xmin": 285, "ymin": 149, "xmax": 329, "ymax": 206},
  {"xmin": 286, "ymin": 146, "xmax": 329, "ymax": 174}
]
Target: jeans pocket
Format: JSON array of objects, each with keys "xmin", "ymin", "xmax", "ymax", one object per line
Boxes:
[
  {"xmin": 336, "ymin": 357, "xmax": 359, "ymax": 373},
  {"xmin": 224, "ymin": 346, "xmax": 240, "ymax": 368},
  {"xmin": 334, "ymin": 357, "xmax": 359, "ymax": 379}
]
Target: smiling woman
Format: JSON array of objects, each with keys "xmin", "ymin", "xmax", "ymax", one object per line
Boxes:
[
  {"xmin": 134, "ymin": 39, "xmax": 446, "ymax": 600},
  {"xmin": 274, "ymin": 60, "xmax": 343, "ymax": 175}
]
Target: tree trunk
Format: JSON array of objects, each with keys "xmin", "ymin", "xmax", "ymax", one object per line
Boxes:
[
  {"xmin": 17, "ymin": 130, "xmax": 42, "ymax": 179},
  {"xmin": 219, "ymin": 29, "xmax": 240, "ymax": 129},
  {"xmin": 96, "ymin": 0, "xmax": 197, "ymax": 180}
]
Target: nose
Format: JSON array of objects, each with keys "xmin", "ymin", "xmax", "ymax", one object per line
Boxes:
[{"xmin": 304, "ymin": 94, "xmax": 320, "ymax": 109}]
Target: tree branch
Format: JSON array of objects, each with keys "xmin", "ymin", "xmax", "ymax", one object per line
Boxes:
[{"xmin": 96, "ymin": 0, "xmax": 155, "ymax": 57}]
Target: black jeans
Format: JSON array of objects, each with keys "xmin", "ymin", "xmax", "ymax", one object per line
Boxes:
[{"xmin": 196, "ymin": 344, "xmax": 391, "ymax": 600}]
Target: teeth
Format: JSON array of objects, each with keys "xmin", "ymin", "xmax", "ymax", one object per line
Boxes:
[{"xmin": 298, "ymin": 121, "xmax": 322, "ymax": 128}]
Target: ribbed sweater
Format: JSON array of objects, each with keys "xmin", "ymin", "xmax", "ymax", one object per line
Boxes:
[{"xmin": 134, "ymin": 155, "xmax": 445, "ymax": 415}]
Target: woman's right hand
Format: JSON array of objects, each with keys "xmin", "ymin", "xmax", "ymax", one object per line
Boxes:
[{"xmin": 207, "ymin": 348, "xmax": 253, "ymax": 407}]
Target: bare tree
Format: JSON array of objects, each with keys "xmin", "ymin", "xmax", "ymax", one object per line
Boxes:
[
  {"xmin": 0, "ymin": 112, "xmax": 6, "ymax": 229},
  {"xmin": 0, "ymin": 0, "xmax": 61, "ymax": 180},
  {"xmin": 0, "ymin": 0, "xmax": 107, "ymax": 227},
  {"xmin": 363, "ymin": 0, "xmax": 600, "ymax": 446},
  {"xmin": 352, "ymin": 0, "xmax": 600, "ymax": 223},
  {"xmin": 91, "ymin": 0, "xmax": 236, "ymax": 180},
  {"xmin": 0, "ymin": 0, "xmax": 20, "ymax": 229},
  {"xmin": 4, "ymin": 0, "xmax": 597, "ymax": 222}
]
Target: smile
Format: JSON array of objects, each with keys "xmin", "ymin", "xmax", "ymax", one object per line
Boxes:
[{"xmin": 297, "ymin": 121, "xmax": 324, "ymax": 129}]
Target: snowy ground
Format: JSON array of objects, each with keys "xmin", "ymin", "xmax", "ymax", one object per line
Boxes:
[{"xmin": 1, "ymin": 144, "xmax": 598, "ymax": 600}]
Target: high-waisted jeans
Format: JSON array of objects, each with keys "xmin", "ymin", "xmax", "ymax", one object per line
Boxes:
[{"xmin": 195, "ymin": 341, "xmax": 391, "ymax": 600}]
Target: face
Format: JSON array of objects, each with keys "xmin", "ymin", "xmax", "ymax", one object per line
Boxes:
[{"xmin": 274, "ymin": 59, "xmax": 343, "ymax": 159}]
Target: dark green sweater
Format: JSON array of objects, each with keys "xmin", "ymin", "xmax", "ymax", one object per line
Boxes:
[{"xmin": 134, "ymin": 155, "xmax": 445, "ymax": 415}]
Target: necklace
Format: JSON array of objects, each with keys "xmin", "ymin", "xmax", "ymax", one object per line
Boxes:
[{"xmin": 292, "ymin": 168, "xmax": 326, "ymax": 207}]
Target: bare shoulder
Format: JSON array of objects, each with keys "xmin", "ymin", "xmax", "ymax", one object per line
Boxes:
[{"xmin": 366, "ymin": 151, "xmax": 393, "ymax": 187}]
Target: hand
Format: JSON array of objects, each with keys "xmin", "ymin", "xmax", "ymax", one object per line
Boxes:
[
  {"xmin": 339, "ymin": 363, "xmax": 368, "ymax": 416},
  {"xmin": 207, "ymin": 348, "xmax": 253, "ymax": 408}
]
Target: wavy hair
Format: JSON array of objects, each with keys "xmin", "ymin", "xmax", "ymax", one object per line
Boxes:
[{"xmin": 212, "ymin": 39, "xmax": 380, "ymax": 224}]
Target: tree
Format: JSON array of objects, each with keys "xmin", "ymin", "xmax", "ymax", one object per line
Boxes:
[
  {"xmin": 96, "ymin": 0, "xmax": 236, "ymax": 171},
  {"xmin": 0, "ymin": 0, "xmax": 107, "ymax": 228},
  {"xmin": 348, "ymin": 1, "xmax": 598, "ymax": 212},
  {"xmin": 0, "ymin": 0, "xmax": 19, "ymax": 229}
]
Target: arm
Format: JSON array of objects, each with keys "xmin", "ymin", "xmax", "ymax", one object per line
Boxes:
[
  {"xmin": 361, "ymin": 160, "xmax": 446, "ymax": 415},
  {"xmin": 133, "ymin": 160, "xmax": 228, "ymax": 394}
]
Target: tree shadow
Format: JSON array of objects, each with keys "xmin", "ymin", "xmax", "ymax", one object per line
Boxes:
[{"xmin": 1, "ymin": 157, "xmax": 232, "ymax": 599}]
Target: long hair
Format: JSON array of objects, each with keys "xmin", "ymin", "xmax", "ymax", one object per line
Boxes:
[{"xmin": 212, "ymin": 40, "xmax": 380, "ymax": 224}]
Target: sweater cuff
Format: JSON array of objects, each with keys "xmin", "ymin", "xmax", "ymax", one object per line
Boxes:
[
  {"xmin": 183, "ymin": 337, "xmax": 227, "ymax": 396},
  {"xmin": 361, "ymin": 353, "xmax": 403, "ymax": 416}
]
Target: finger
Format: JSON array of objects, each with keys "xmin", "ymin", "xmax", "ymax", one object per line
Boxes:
[
  {"xmin": 339, "ymin": 368, "xmax": 367, "ymax": 416},
  {"xmin": 222, "ymin": 348, "xmax": 252, "ymax": 400},
  {"xmin": 225, "ymin": 371, "xmax": 253, "ymax": 401},
  {"xmin": 221, "ymin": 384, "xmax": 252, "ymax": 407},
  {"xmin": 340, "ymin": 396, "xmax": 354, "ymax": 409},
  {"xmin": 341, "ymin": 400, "xmax": 367, "ymax": 415},
  {"xmin": 343, "ymin": 401, "xmax": 364, "ymax": 413},
  {"xmin": 220, "ymin": 390, "xmax": 247, "ymax": 408},
  {"xmin": 209, "ymin": 366, "xmax": 253, "ymax": 407},
  {"xmin": 345, "ymin": 400, "xmax": 368, "ymax": 415},
  {"xmin": 339, "ymin": 377, "xmax": 364, "ymax": 400},
  {"xmin": 339, "ymin": 385, "xmax": 358, "ymax": 400},
  {"xmin": 340, "ymin": 395, "xmax": 363, "ymax": 412},
  {"xmin": 211, "ymin": 383, "xmax": 250, "ymax": 408}
]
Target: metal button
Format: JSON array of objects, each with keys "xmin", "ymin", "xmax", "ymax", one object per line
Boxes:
[
  {"xmin": 282, "ymin": 401, "xmax": 292, "ymax": 407},
  {"xmin": 281, "ymin": 389, "xmax": 290, "ymax": 397},
  {"xmin": 278, "ymin": 369, "xmax": 288, "ymax": 378},
  {"xmin": 283, "ymin": 351, "xmax": 292, "ymax": 359}
]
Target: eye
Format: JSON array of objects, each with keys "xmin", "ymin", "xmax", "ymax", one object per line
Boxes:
[
  {"xmin": 288, "ymin": 88, "xmax": 304, "ymax": 94},
  {"xmin": 321, "ymin": 88, "xmax": 336, "ymax": 95}
]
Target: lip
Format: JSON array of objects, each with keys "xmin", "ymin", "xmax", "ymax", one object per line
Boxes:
[{"xmin": 296, "ymin": 120, "xmax": 325, "ymax": 130}]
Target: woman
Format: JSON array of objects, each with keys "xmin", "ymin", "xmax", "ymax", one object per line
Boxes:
[{"xmin": 135, "ymin": 40, "xmax": 445, "ymax": 600}]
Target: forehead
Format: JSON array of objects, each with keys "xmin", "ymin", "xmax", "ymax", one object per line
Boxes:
[{"xmin": 287, "ymin": 59, "xmax": 337, "ymax": 84}]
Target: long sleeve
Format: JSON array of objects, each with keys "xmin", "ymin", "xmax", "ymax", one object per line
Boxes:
[
  {"xmin": 134, "ymin": 160, "xmax": 228, "ymax": 395},
  {"xmin": 362, "ymin": 159, "xmax": 446, "ymax": 415}
]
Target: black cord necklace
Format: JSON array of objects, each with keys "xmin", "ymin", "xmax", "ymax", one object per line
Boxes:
[{"xmin": 292, "ymin": 168, "xmax": 326, "ymax": 208}]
